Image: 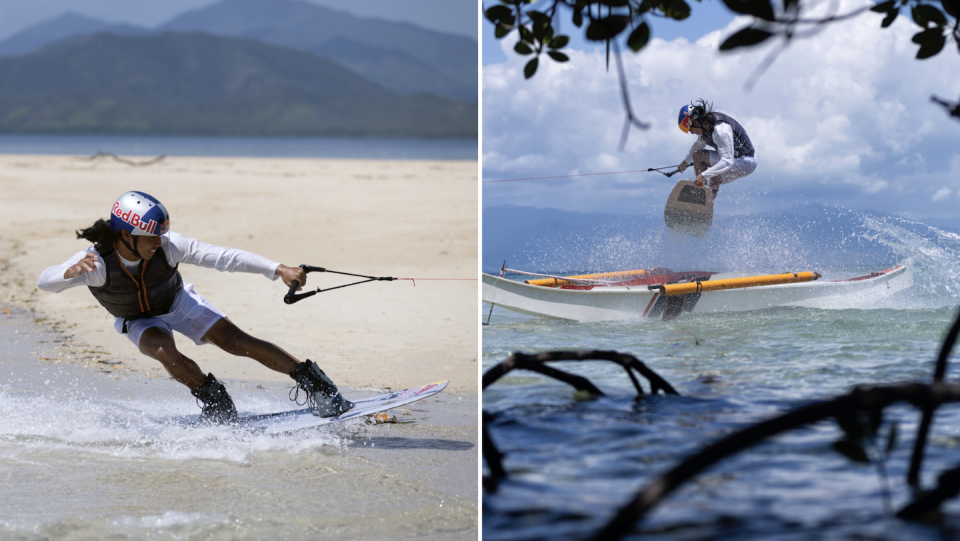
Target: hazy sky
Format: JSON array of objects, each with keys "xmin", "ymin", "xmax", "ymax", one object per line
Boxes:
[
  {"xmin": 0, "ymin": 0, "xmax": 478, "ymax": 41},
  {"xmin": 482, "ymin": 0, "xmax": 960, "ymax": 227}
]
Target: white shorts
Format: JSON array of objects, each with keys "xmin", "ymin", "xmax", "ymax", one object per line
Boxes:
[
  {"xmin": 114, "ymin": 283, "xmax": 225, "ymax": 349},
  {"xmin": 708, "ymin": 151, "xmax": 757, "ymax": 184}
]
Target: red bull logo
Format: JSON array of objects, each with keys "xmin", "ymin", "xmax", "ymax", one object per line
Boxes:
[{"xmin": 112, "ymin": 201, "xmax": 161, "ymax": 235}]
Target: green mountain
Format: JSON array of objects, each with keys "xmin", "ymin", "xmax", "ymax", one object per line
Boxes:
[
  {"xmin": 160, "ymin": 0, "xmax": 477, "ymax": 102},
  {"xmin": 0, "ymin": 32, "xmax": 476, "ymax": 138},
  {"xmin": 0, "ymin": 12, "xmax": 148, "ymax": 58}
]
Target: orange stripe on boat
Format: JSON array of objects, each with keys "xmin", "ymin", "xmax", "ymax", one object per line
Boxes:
[
  {"xmin": 526, "ymin": 269, "xmax": 661, "ymax": 287},
  {"xmin": 660, "ymin": 271, "xmax": 821, "ymax": 296}
]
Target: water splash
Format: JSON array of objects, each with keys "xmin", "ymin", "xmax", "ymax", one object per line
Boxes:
[
  {"xmin": 857, "ymin": 213, "xmax": 960, "ymax": 304},
  {"xmin": 0, "ymin": 386, "xmax": 350, "ymax": 464}
]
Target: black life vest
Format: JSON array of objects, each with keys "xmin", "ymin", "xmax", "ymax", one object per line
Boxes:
[
  {"xmin": 702, "ymin": 112, "xmax": 755, "ymax": 158},
  {"xmin": 88, "ymin": 242, "xmax": 183, "ymax": 319}
]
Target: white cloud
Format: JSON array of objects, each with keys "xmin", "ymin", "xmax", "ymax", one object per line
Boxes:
[
  {"xmin": 482, "ymin": 1, "xmax": 960, "ymax": 221},
  {"xmin": 932, "ymin": 187, "xmax": 952, "ymax": 202}
]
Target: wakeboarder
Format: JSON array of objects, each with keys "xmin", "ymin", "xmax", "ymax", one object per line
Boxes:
[
  {"xmin": 37, "ymin": 191, "xmax": 355, "ymax": 424},
  {"xmin": 676, "ymin": 99, "xmax": 757, "ymax": 199}
]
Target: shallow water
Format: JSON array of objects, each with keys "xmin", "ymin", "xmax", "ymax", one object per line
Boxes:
[
  {"xmin": 0, "ymin": 305, "xmax": 477, "ymax": 540},
  {"xmin": 482, "ymin": 213, "xmax": 960, "ymax": 539}
]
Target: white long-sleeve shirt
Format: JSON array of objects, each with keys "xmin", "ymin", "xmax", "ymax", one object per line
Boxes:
[
  {"xmin": 37, "ymin": 231, "xmax": 281, "ymax": 293},
  {"xmin": 683, "ymin": 122, "xmax": 736, "ymax": 181}
]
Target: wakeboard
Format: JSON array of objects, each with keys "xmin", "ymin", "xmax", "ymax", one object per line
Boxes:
[
  {"xmin": 664, "ymin": 180, "xmax": 714, "ymax": 237},
  {"xmin": 235, "ymin": 380, "xmax": 448, "ymax": 434}
]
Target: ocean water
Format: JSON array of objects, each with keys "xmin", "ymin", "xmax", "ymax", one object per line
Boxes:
[
  {"xmin": 0, "ymin": 134, "xmax": 477, "ymax": 161},
  {"xmin": 0, "ymin": 306, "xmax": 477, "ymax": 540},
  {"xmin": 482, "ymin": 212, "xmax": 960, "ymax": 539}
]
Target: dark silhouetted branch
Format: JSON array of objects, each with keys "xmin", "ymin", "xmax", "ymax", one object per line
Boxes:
[
  {"xmin": 908, "ymin": 305, "xmax": 960, "ymax": 486},
  {"xmin": 591, "ymin": 381, "xmax": 960, "ymax": 541},
  {"xmin": 482, "ymin": 349, "xmax": 679, "ymax": 492}
]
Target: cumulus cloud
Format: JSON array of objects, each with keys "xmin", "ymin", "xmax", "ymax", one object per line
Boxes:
[{"xmin": 482, "ymin": 1, "xmax": 960, "ymax": 223}]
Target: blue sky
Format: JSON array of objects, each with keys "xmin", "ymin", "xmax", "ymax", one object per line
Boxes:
[
  {"xmin": 482, "ymin": 0, "xmax": 960, "ymax": 228},
  {"xmin": 0, "ymin": 0, "xmax": 478, "ymax": 41}
]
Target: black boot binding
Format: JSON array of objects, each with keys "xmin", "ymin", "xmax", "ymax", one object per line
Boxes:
[
  {"xmin": 191, "ymin": 373, "xmax": 239, "ymax": 424},
  {"xmin": 290, "ymin": 360, "xmax": 355, "ymax": 417}
]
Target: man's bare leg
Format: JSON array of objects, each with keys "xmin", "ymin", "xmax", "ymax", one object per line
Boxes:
[
  {"xmin": 201, "ymin": 318, "xmax": 299, "ymax": 375},
  {"xmin": 139, "ymin": 327, "xmax": 206, "ymax": 389}
]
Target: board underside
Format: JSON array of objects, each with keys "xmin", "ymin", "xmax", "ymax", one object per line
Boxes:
[{"xmin": 664, "ymin": 180, "xmax": 714, "ymax": 237}]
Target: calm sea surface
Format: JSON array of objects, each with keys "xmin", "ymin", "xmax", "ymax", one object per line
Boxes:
[
  {"xmin": 482, "ymin": 213, "xmax": 960, "ymax": 539},
  {"xmin": 0, "ymin": 135, "xmax": 477, "ymax": 160}
]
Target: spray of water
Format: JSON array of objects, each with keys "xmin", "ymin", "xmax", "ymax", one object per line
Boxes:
[
  {"xmin": 857, "ymin": 213, "xmax": 960, "ymax": 303},
  {"xmin": 0, "ymin": 384, "xmax": 350, "ymax": 464}
]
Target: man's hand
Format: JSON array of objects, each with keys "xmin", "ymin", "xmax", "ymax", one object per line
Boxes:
[
  {"xmin": 694, "ymin": 173, "xmax": 706, "ymax": 187},
  {"xmin": 64, "ymin": 252, "xmax": 99, "ymax": 279},
  {"xmin": 677, "ymin": 161, "xmax": 688, "ymax": 173},
  {"xmin": 276, "ymin": 264, "xmax": 307, "ymax": 291}
]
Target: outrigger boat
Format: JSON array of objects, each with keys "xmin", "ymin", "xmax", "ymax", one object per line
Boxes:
[{"xmin": 482, "ymin": 265, "xmax": 912, "ymax": 322}]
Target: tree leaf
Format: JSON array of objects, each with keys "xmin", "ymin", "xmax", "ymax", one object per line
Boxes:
[
  {"xmin": 833, "ymin": 439, "xmax": 871, "ymax": 464},
  {"xmin": 627, "ymin": 22, "xmax": 651, "ymax": 51},
  {"xmin": 485, "ymin": 5, "xmax": 513, "ymax": 22},
  {"xmin": 548, "ymin": 51, "xmax": 570, "ymax": 62},
  {"xmin": 519, "ymin": 25, "xmax": 533, "ymax": 42},
  {"xmin": 514, "ymin": 41, "xmax": 534, "ymax": 55},
  {"xmin": 550, "ymin": 35, "xmax": 571, "ymax": 49},
  {"xmin": 639, "ymin": 0, "xmax": 660, "ymax": 12},
  {"xmin": 573, "ymin": 10, "xmax": 584, "ymax": 28},
  {"xmin": 721, "ymin": 0, "xmax": 755, "ymax": 15},
  {"xmin": 585, "ymin": 16, "xmax": 630, "ymax": 41},
  {"xmin": 721, "ymin": 0, "xmax": 775, "ymax": 20},
  {"xmin": 666, "ymin": 0, "xmax": 692, "ymax": 20},
  {"xmin": 869, "ymin": 0, "xmax": 895, "ymax": 12},
  {"xmin": 913, "ymin": 4, "xmax": 947, "ymax": 27},
  {"xmin": 524, "ymin": 57, "xmax": 539, "ymax": 79},
  {"xmin": 719, "ymin": 26, "xmax": 775, "ymax": 50},
  {"xmin": 915, "ymin": 29, "xmax": 946, "ymax": 58},
  {"xmin": 600, "ymin": 0, "xmax": 632, "ymax": 5},
  {"xmin": 750, "ymin": 0, "xmax": 777, "ymax": 21},
  {"xmin": 943, "ymin": 0, "xmax": 960, "ymax": 18},
  {"xmin": 495, "ymin": 25, "xmax": 509, "ymax": 38},
  {"xmin": 532, "ymin": 18, "xmax": 552, "ymax": 41},
  {"xmin": 881, "ymin": 9, "xmax": 899, "ymax": 27}
]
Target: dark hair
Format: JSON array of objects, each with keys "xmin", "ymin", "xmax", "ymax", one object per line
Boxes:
[
  {"xmin": 689, "ymin": 99, "xmax": 715, "ymax": 128},
  {"xmin": 76, "ymin": 218, "xmax": 119, "ymax": 247}
]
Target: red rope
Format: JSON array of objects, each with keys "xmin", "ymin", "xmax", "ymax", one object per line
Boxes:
[
  {"xmin": 482, "ymin": 169, "xmax": 655, "ymax": 184},
  {"xmin": 396, "ymin": 278, "xmax": 478, "ymax": 287}
]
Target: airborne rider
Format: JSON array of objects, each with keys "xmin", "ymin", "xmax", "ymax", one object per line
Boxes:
[{"xmin": 677, "ymin": 99, "xmax": 757, "ymax": 199}]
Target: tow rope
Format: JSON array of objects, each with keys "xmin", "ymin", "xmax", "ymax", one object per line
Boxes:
[
  {"xmin": 482, "ymin": 165, "xmax": 681, "ymax": 184},
  {"xmin": 283, "ymin": 264, "xmax": 475, "ymax": 305}
]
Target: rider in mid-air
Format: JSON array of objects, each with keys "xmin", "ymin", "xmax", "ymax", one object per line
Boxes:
[
  {"xmin": 37, "ymin": 191, "xmax": 354, "ymax": 424},
  {"xmin": 677, "ymin": 99, "xmax": 757, "ymax": 199}
]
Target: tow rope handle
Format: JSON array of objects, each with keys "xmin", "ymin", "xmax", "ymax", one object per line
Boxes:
[
  {"xmin": 283, "ymin": 264, "xmax": 397, "ymax": 305},
  {"xmin": 648, "ymin": 165, "xmax": 682, "ymax": 178}
]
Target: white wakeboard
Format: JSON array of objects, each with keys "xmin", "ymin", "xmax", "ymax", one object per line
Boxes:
[
  {"xmin": 235, "ymin": 380, "xmax": 448, "ymax": 434},
  {"xmin": 664, "ymin": 180, "xmax": 714, "ymax": 237}
]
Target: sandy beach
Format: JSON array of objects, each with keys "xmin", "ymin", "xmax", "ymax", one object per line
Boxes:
[{"xmin": 0, "ymin": 154, "xmax": 478, "ymax": 394}]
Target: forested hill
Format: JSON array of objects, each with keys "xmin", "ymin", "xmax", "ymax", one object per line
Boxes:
[
  {"xmin": 0, "ymin": 32, "xmax": 476, "ymax": 138},
  {"xmin": 160, "ymin": 0, "xmax": 478, "ymax": 103}
]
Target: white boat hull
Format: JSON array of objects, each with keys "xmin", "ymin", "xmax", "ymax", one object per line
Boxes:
[{"xmin": 482, "ymin": 266, "xmax": 912, "ymax": 322}]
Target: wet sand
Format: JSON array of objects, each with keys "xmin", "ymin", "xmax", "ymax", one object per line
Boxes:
[
  {"xmin": 0, "ymin": 154, "xmax": 478, "ymax": 394},
  {"xmin": 0, "ymin": 154, "xmax": 478, "ymax": 538},
  {"xmin": 0, "ymin": 302, "xmax": 477, "ymax": 539}
]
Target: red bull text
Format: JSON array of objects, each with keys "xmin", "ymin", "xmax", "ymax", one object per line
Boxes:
[{"xmin": 112, "ymin": 202, "xmax": 162, "ymax": 235}]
